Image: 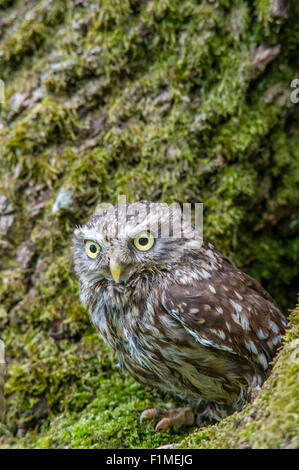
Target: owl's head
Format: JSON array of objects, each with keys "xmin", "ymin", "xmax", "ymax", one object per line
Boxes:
[{"xmin": 72, "ymin": 201, "xmax": 202, "ymax": 287}]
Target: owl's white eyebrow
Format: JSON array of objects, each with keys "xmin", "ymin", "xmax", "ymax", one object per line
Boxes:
[
  {"xmin": 83, "ymin": 238, "xmax": 100, "ymax": 244},
  {"xmin": 79, "ymin": 227, "xmax": 104, "ymax": 245},
  {"xmin": 125, "ymin": 223, "xmax": 159, "ymax": 239}
]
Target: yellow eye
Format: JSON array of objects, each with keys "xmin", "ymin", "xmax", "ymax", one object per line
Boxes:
[
  {"xmin": 133, "ymin": 231, "xmax": 155, "ymax": 251},
  {"xmin": 85, "ymin": 240, "xmax": 101, "ymax": 259}
]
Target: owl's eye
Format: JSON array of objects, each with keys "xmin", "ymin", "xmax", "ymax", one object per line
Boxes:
[
  {"xmin": 85, "ymin": 240, "xmax": 101, "ymax": 259},
  {"xmin": 133, "ymin": 231, "xmax": 155, "ymax": 251}
]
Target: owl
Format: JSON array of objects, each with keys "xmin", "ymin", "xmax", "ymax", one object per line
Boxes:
[{"xmin": 72, "ymin": 201, "xmax": 287, "ymax": 430}]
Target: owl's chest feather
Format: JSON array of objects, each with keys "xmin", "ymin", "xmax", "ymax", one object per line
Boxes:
[
  {"xmin": 92, "ymin": 289, "xmax": 194, "ymax": 388},
  {"xmin": 88, "ymin": 286, "xmax": 256, "ymax": 406},
  {"xmin": 90, "ymin": 288, "xmax": 157, "ymax": 359}
]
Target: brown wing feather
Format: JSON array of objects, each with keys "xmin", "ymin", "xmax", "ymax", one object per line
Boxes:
[{"xmin": 162, "ymin": 267, "xmax": 287, "ymax": 372}]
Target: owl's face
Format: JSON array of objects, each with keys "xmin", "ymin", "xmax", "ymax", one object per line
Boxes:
[{"xmin": 72, "ymin": 201, "xmax": 201, "ymax": 286}]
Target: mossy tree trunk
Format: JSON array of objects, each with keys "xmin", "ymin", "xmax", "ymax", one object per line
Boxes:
[{"xmin": 0, "ymin": 0, "xmax": 298, "ymax": 448}]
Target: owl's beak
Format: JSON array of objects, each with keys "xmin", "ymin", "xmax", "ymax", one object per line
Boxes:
[{"xmin": 109, "ymin": 259, "xmax": 122, "ymax": 283}]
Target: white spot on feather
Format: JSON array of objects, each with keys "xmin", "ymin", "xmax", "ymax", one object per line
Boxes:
[
  {"xmin": 270, "ymin": 321, "xmax": 280, "ymax": 334},
  {"xmin": 216, "ymin": 330, "xmax": 226, "ymax": 340},
  {"xmin": 190, "ymin": 308, "xmax": 199, "ymax": 314},
  {"xmin": 229, "ymin": 299, "xmax": 242, "ymax": 314},
  {"xmin": 258, "ymin": 353, "xmax": 268, "ymax": 370},
  {"xmin": 199, "ymin": 269, "xmax": 211, "ymax": 280},
  {"xmin": 257, "ymin": 329, "xmax": 268, "ymax": 340},
  {"xmin": 209, "ymin": 284, "xmax": 216, "ymax": 294},
  {"xmin": 240, "ymin": 315, "xmax": 250, "ymax": 331},
  {"xmin": 206, "ymin": 249, "xmax": 215, "ymax": 258},
  {"xmin": 229, "ymin": 299, "xmax": 243, "ymax": 326},
  {"xmin": 245, "ymin": 340, "xmax": 258, "ymax": 355},
  {"xmin": 234, "ymin": 291, "xmax": 243, "ymax": 301}
]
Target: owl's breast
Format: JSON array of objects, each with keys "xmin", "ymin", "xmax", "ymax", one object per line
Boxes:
[
  {"xmin": 88, "ymin": 288, "xmax": 166, "ymax": 375},
  {"xmin": 88, "ymin": 286, "xmax": 255, "ymax": 407}
]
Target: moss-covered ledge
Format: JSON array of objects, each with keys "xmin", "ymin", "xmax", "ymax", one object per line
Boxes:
[{"xmin": 178, "ymin": 300, "xmax": 299, "ymax": 449}]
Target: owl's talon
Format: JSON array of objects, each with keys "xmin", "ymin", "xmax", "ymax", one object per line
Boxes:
[
  {"xmin": 155, "ymin": 417, "xmax": 171, "ymax": 432},
  {"xmin": 140, "ymin": 407, "xmax": 195, "ymax": 431},
  {"xmin": 140, "ymin": 408, "xmax": 164, "ymax": 424}
]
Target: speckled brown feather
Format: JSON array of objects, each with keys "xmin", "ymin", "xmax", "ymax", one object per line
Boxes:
[{"xmin": 161, "ymin": 253, "xmax": 286, "ymax": 372}]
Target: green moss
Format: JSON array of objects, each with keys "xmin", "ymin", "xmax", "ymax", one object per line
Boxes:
[
  {"xmin": 0, "ymin": 0, "xmax": 298, "ymax": 449},
  {"xmin": 13, "ymin": 376, "xmax": 192, "ymax": 449},
  {"xmin": 0, "ymin": 0, "xmax": 65, "ymax": 77}
]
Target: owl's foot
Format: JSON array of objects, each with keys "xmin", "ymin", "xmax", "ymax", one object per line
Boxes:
[{"xmin": 140, "ymin": 406, "xmax": 195, "ymax": 431}]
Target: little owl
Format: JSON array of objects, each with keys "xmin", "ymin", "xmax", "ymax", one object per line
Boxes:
[{"xmin": 72, "ymin": 201, "xmax": 286, "ymax": 430}]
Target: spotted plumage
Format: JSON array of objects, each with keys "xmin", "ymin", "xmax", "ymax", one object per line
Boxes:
[{"xmin": 72, "ymin": 201, "xmax": 287, "ymax": 429}]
